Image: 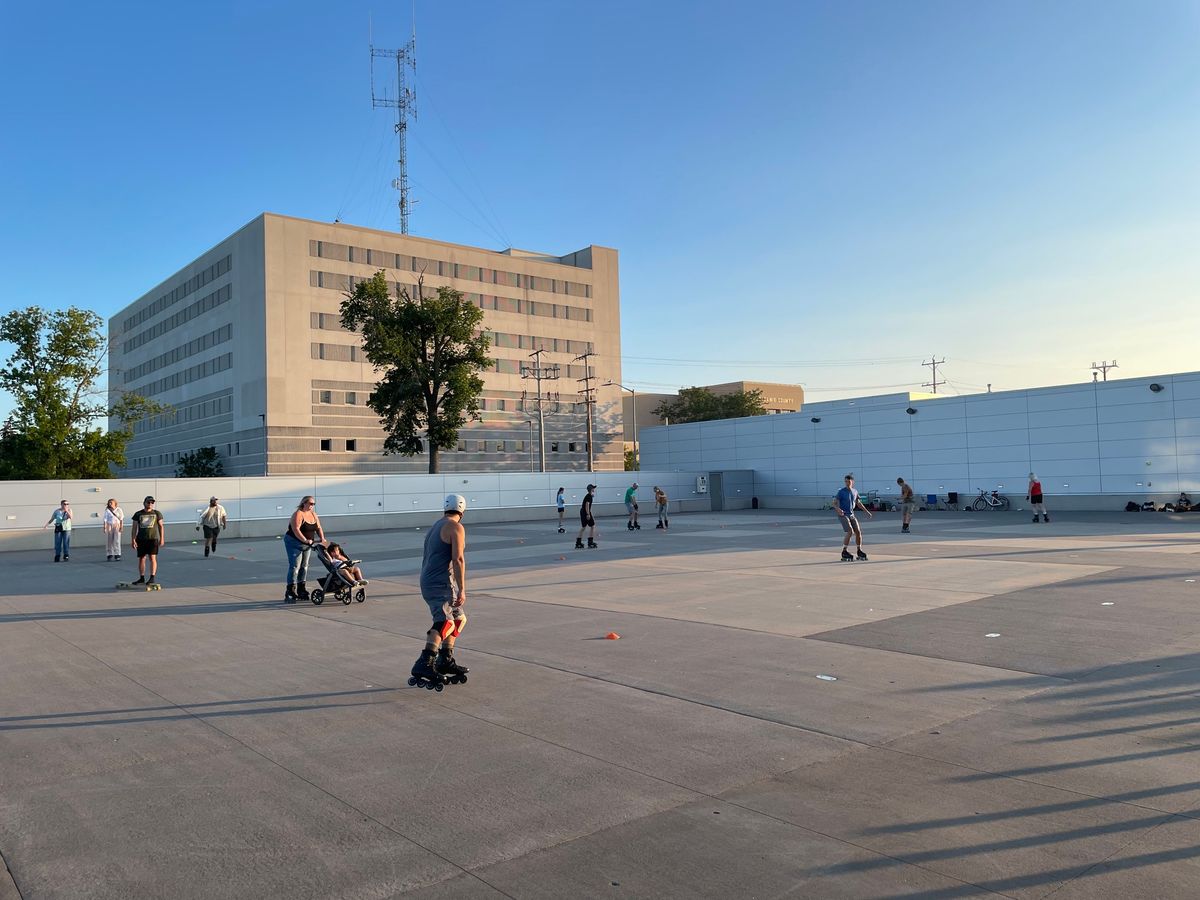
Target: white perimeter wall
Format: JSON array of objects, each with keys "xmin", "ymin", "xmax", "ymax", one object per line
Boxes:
[
  {"xmin": 0, "ymin": 471, "xmax": 706, "ymax": 550},
  {"xmin": 641, "ymin": 371, "xmax": 1200, "ymax": 506}
]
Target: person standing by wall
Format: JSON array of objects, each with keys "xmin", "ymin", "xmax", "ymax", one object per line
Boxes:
[
  {"xmin": 283, "ymin": 495, "xmax": 325, "ymax": 603},
  {"xmin": 103, "ymin": 498, "xmax": 124, "ymax": 561},
  {"xmin": 625, "ymin": 481, "xmax": 640, "ymax": 530},
  {"xmin": 44, "ymin": 500, "xmax": 73, "ymax": 562},
  {"xmin": 1028, "ymin": 473, "xmax": 1050, "ymax": 523},
  {"xmin": 575, "ymin": 484, "xmax": 598, "ymax": 549},
  {"xmin": 130, "ymin": 496, "xmax": 165, "ymax": 585},
  {"xmin": 556, "ymin": 487, "xmax": 566, "ymax": 533},
  {"xmin": 835, "ymin": 474, "xmax": 873, "ymax": 561},
  {"xmin": 197, "ymin": 496, "xmax": 228, "ymax": 557},
  {"xmin": 654, "ymin": 486, "xmax": 670, "ymax": 529},
  {"xmin": 897, "ymin": 477, "xmax": 915, "ymax": 534},
  {"xmin": 410, "ymin": 494, "xmax": 471, "ymax": 687}
]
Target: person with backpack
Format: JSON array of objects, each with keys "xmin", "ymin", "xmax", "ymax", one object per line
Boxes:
[
  {"xmin": 130, "ymin": 496, "xmax": 166, "ymax": 585},
  {"xmin": 1028, "ymin": 473, "xmax": 1050, "ymax": 523}
]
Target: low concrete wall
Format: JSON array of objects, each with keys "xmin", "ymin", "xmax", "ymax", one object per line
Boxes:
[
  {"xmin": 755, "ymin": 493, "xmax": 1195, "ymax": 513},
  {"xmin": 0, "ymin": 471, "xmax": 711, "ymax": 553}
]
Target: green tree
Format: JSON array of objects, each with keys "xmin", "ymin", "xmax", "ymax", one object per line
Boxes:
[
  {"xmin": 340, "ymin": 272, "xmax": 493, "ymax": 473},
  {"xmin": 624, "ymin": 448, "xmax": 637, "ymax": 471},
  {"xmin": 176, "ymin": 446, "xmax": 225, "ymax": 478},
  {"xmin": 0, "ymin": 306, "xmax": 163, "ymax": 479},
  {"xmin": 652, "ymin": 387, "xmax": 766, "ymax": 424}
]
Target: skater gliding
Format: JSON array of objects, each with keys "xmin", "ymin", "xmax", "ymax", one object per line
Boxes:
[
  {"xmin": 576, "ymin": 484, "xmax": 597, "ymax": 549},
  {"xmin": 411, "ymin": 494, "xmax": 471, "ymax": 689},
  {"xmin": 835, "ymin": 474, "xmax": 872, "ymax": 561}
]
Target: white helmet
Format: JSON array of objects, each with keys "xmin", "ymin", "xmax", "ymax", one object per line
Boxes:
[{"xmin": 444, "ymin": 493, "xmax": 467, "ymax": 514}]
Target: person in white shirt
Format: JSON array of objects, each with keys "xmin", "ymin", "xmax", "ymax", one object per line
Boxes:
[
  {"xmin": 103, "ymin": 498, "xmax": 125, "ymax": 561},
  {"xmin": 197, "ymin": 497, "xmax": 228, "ymax": 558}
]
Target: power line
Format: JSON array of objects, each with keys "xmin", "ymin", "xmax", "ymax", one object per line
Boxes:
[
  {"xmin": 1091, "ymin": 360, "xmax": 1118, "ymax": 382},
  {"xmin": 922, "ymin": 357, "xmax": 946, "ymax": 394},
  {"xmin": 574, "ymin": 350, "xmax": 597, "ymax": 473}
]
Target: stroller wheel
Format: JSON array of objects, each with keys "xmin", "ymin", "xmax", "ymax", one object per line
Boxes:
[
  {"xmin": 354, "ymin": 588, "xmax": 366, "ymax": 603},
  {"xmin": 341, "ymin": 591, "xmax": 352, "ymax": 605},
  {"xmin": 309, "ymin": 589, "xmax": 324, "ymax": 605}
]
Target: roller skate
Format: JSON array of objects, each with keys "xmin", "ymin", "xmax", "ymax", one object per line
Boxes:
[
  {"xmin": 1032, "ymin": 515, "xmax": 1040, "ymax": 523},
  {"xmin": 296, "ymin": 581, "xmax": 310, "ymax": 602},
  {"xmin": 664, "ymin": 519, "xmax": 669, "ymax": 529},
  {"xmin": 587, "ymin": 538, "xmax": 598, "ymax": 549},
  {"xmin": 856, "ymin": 549, "xmax": 868, "ymax": 561},
  {"xmin": 408, "ymin": 651, "xmax": 446, "ymax": 691},
  {"xmin": 655, "ymin": 522, "xmax": 663, "ymax": 529},
  {"xmin": 840, "ymin": 549, "xmax": 854, "ymax": 562},
  {"xmin": 284, "ymin": 584, "xmax": 298, "ymax": 604},
  {"xmin": 575, "ymin": 537, "xmax": 585, "ymax": 549},
  {"xmin": 1043, "ymin": 514, "xmax": 1050, "ymax": 523},
  {"xmin": 634, "ymin": 522, "xmax": 641, "ymax": 530},
  {"xmin": 558, "ymin": 526, "xmax": 565, "ymax": 534},
  {"xmin": 627, "ymin": 521, "xmax": 635, "ymax": 531},
  {"xmin": 435, "ymin": 648, "xmax": 469, "ymax": 685},
  {"xmin": 901, "ymin": 524, "xmax": 910, "ymax": 534}
]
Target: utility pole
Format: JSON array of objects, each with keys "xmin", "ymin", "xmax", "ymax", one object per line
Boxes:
[
  {"xmin": 574, "ymin": 349, "xmax": 597, "ymax": 472},
  {"xmin": 370, "ymin": 25, "xmax": 417, "ymax": 233},
  {"xmin": 521, "ymin": 349, "xmax": 560, "ymax": 473},
  {"xmin": 1091, "ymin": 360, "xmax": 1118, "ymax": 382},
  {"xmin": 922, "ymin": 357, "xmax": 946, "ymax": 394}
]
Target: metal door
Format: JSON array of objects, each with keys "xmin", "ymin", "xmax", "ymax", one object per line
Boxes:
[{"xmin": 709, "ymin": 472, "xmax": 724, "ymax": 511}]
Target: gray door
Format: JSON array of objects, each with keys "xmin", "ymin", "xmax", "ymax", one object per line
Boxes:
[{"xmin": 709, "ymin": 472, "xmax": 724, "ymax": 511}]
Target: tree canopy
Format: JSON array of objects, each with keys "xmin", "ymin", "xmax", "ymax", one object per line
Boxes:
[
  {"xmin": 652, "ymin": 387, "xmax": 767, "ymax": 425},
  {"xmin": 0, "ymin": 306, "xmax": 162, "ymax": 479},
  {"xmin": 340, "ymin": 272, "xmax": 493, "ymax": 473},
  {"xmin": 176, "ymin": 446, "xmax": 225, "ymax": 478}
]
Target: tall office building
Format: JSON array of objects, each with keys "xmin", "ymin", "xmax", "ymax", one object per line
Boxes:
[{"xmin": 109, "ymin": 213, "xmax": 623, "ymax": 475}]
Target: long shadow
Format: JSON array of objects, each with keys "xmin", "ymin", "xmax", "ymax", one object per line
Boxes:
[
  {"xmin": 0, "ymin": 687, "xmax": 396, "ymax": 732},
  {"xmin": 0, "ymin": 598, "xmax": 290, "ymax": 623}
]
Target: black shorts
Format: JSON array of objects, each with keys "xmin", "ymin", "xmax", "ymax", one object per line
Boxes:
[
  {"xmin": 202, "ymin": 525, "xmax": 220, "ymax": 538},
  {"xmin": 136, "ymin": 539, "xmax": 160, "ymax": 558},
  {"xmin": 580, "ymin": 512, "xmax": 595, "ymax": 527},
  {"xmin": 1031, "ymin": 494, "xmax": 1044, "ymax": 505}
]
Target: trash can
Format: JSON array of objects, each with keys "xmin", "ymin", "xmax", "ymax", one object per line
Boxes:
[{"xmin": 752, "ymin": 496, "xmax": 759, "ymax": 509}]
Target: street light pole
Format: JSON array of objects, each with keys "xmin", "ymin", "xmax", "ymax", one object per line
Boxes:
[
  {"xmin": 605, "ymin": 381, "xmax": 639, "ymax": 471},
  {"xmin": 526, "ymin": 420, "xmax": 534, "ymax": 472}
]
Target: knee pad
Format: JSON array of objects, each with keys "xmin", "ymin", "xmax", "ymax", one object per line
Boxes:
[
  {"xmin": 435, "ymin": 619, "xmax": 456, "ymax": 640},
  {"xmin": 452, "ymin": 615, "xmax": 466, "ymax": 637}
]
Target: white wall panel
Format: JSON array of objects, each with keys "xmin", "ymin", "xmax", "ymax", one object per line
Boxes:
[
  {"xmin": 1026, "ymin": 387, "xmax": 1097, "ymax": 412},
  {"xmin": 965, "ymin": 396, "xmax": 1027, "ymax": 417},
  {"xmin": 969, "ymin": 412, "xmax": 1031, "ymax": 432},
  {"xmin": 913, "ymin": 433, "xmax": 967, "ymax": 450},
  {"xmin": 970, "ymin": 428, "xmax": 1034, "ymax": 447},
  {"xmin": 1030, "ymin": 441, "xmax": 1101, "ymax": 461},
  {"xmin": 1097, "ymin": 400, "xmax": 1174, "ymax": 424},
  {"xmin": 1028, "ymin": 407, "xmax": 1098, "ymax": 428}
]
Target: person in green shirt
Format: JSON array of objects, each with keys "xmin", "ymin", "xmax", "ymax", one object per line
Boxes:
[{"xmin": 624, "ymin": 482, "xmax": 640, "ymax": 530}]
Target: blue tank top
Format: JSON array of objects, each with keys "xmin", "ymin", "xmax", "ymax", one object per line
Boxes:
[{"xmin": 419, "ymin": 517, "xmax": 455, "ymax": 594}]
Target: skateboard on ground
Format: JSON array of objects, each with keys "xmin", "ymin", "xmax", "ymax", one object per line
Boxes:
[{"xmin": 116, "ymin": 582, "xmax": 162, "ymax": 591}]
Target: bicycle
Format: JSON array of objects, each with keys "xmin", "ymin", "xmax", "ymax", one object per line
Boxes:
[{"xmin": 972, "ymin": 488, "xmax": 1010, "ymax": 511}]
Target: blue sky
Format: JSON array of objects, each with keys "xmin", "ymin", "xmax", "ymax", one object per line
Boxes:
[{"xmin": 1, "ymin": 0, "xmax": 1197, "ymax": 411}]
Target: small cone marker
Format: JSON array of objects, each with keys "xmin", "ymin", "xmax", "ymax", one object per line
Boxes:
[
  {"xmin": 558, "ymin": 556, "xmax": 566, "ymax": 560},
  {"xmin": 605, "ymin": 632, "xmax": 621, "ymax": 640}
]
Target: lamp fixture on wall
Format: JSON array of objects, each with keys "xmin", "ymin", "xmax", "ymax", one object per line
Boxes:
[
  {"xmin": 1149, "ymin": 383, "xmax": 1164, "ymax": 393},
  {"xmin": 906, "ymin": 407, "xmax": 918, "ymax": 415},
  {"xmin": 810, "ymin": 417, "xmax": 821, "ymax": 423}
]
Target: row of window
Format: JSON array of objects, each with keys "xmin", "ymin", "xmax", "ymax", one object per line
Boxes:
[
  {"xmin": 129, "ymin": 442, "xmax": 241, "ymax": 470},
  {"xmin": 124, "ymin": 324, "xmax": 233, "ymax": 385},
  {"xmin": 124, "ymin": 284, "xmax": 232, "ymax": 354},
  {"xmin": 134, "ymin": 393, "xmax": 234, "ymax": 435},
  {"xmin": 138, "ymin": 353, "xmax": 234, "ymax": 397},
  {"xmin": 313, "ymin": 438, "xmax": 589, "ymax": 454},
  {"xmin": 124, "ymin": 255, "xmax": 232, "ymax": 332},
  {"xmin": 310, "ymin": 241, "xmax": 592, "ymax": 297},
  {"xmin": 316, "ymin": 390, "xmax": 360, "ymax": 405},
  {"xmin": 311, "ymin": 271, "xmax": 594, "ymax": 322},
  {"xmin": 312, "ymin": 311, "xmax": 593, "ymax": 357},
  {"xmin": 311, "ymin": 343, "xmax": 362, "ymax": 363}
]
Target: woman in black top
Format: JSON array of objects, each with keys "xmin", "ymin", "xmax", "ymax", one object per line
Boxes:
[
  {"xmin": 574, "ymin": 484, "xmax": 597, "ymax": 549},
  {"xmin": 283, "ymin": 495, "xmax": 325, "ymax": 602}
]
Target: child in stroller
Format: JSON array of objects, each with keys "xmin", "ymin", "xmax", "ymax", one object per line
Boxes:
[{"xmin": 309, "ymin": 542, "xmax": 369, "ymax": 605}]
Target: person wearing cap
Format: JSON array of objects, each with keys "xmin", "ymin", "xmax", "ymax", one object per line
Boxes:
[
  {"xmin": 197, "ymin": 496, "xmax": 228, "ymax": 558},
  {"xmin": 130, "ymin": 496, "xmax": 165, "ymax": 585},
  {"xmin": 624, "ymin": 481, "xmax": 640, "ymax": 530},
  {"xmin": 411, "ymin": 494, "xmax": 471, "ymax": 686},
  {"xmin": 575, "ymin": 484, "xmax": 598, "ymax": 549}
]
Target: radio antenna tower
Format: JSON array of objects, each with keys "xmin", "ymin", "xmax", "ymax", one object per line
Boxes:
[{"xmin": 370, "ymin": 21, "xmax": 417, "ymax": 233}]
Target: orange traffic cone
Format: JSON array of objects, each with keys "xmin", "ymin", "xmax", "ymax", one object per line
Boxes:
[{"xmin": 604, "ymin": 632, "xmax": 621, "ymax": 640}]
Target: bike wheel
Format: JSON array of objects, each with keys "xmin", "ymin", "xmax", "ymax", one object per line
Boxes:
[
  {"xmin": 999, "ymin": 497, "xmax": 1010, "ymax": 511},
  {"xmin": 972, "ymin": 498, "xmax": 986, "ymax": 511}
]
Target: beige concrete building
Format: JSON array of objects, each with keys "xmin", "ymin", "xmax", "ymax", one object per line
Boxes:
[
  {"xmin": 109, "ymin": 213, "xmax": 623, "ymax": 475},
  {"xmin": 621, "ymin": 380, "xmax": 804, "ymax": 444}
]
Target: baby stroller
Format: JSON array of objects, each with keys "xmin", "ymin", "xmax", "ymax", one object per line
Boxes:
[{"xmin": 309, "ymin": 543, "xmax": 368, "ymax": 606}]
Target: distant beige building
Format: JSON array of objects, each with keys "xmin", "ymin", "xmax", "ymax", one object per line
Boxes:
[
  {"xmin": 621, "ymin": 381, "xmax": 803, "ymax": 444},
  {"xmin": 109, "ymin": 213, "xmax": 624, "ymax": 475}
]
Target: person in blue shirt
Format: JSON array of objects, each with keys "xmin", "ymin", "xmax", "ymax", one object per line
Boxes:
[{"xmin": 835, "ymin": 474, "xmax": 873, "ymax": 561}]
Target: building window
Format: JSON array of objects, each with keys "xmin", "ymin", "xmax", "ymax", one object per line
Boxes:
[
  {"xmin": 475, "ymin": 440, "xmax": 486, "ymax": 452},
  {"xmin": 496, "ymin": 441, "xmax": 505, "ymax": 452},
  {"xmin": 569, "ymin": 442, "xmax": 578, "ymax": 452},
  {"xmin": 345, "ymin": 391, "xmax": 357, "ymax": 405},
  {"xmin": 515, "ymin": 440, "xmax": 525, "ymax": 451},
  {"xmin": 551, "ymin": 441, "xmax": 560, "ymax": 452},
  {"xmin": 457, "ymin": 440, "xmax": 466, "ymax": 451},
  {"xmin": 235, "ymin": 442, "xmax": 240, "ymax": 455},
  {"xmin": 319, "ymin": 390, "xmax": 332, "ymax": 404},
  {"xmin": 346, "ymin": 439, "xmax": 357, "ymax": 452},
  {"xmin": 320, "ymin": 439, "xmax": 332, "ymax": 452}
]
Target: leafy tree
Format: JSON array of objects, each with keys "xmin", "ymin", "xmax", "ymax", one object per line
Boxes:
[
  {"xmin": 652, "ymin": 387, "xmax": 766, "ymax": 424},
  {"xmin": 176, "ymin": 446, "xmax": 225, "ymax": 478},
  {"xmin": 340, "ymin": 272, "xmax": 492, "ymax": 473},
  {"xmin": 624, "ymin": 448, "xmax": 637, "ymax": 471},
  {"xmin": 0, "ymin": 306, "xmax": 163, "ymax": 479}
]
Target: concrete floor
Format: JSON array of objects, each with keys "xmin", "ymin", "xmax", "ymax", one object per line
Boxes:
[{"xmin": 1, "ymin": 508, "xmax": 1199, "ymax": 899}]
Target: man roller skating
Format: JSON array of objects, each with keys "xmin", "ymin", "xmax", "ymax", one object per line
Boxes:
[
  {"xmin": 835, "ymin": 474, "xmax": 873, "ymax": 561},
  {"xmin": 625, "ymin": 482, "xmax": 640, "ymax": 530},
  {"xmin": 575, "ymin": 484, "xmax": 597, "ymax": 549},
  {"xmin": 410, "ymin": 494, "xmax": 471, "ymax": 690}
]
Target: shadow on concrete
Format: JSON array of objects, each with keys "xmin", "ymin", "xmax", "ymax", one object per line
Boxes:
[
  {"xmin": 0, "ymin": 598, "xmax": 290, "ymax": 623},
  {"xmin": 0, "ymin": 687, "xmax": 395, "ymax": 732}
]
